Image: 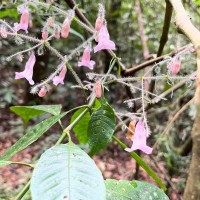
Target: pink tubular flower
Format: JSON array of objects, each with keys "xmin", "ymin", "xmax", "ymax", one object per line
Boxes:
[
  {"xmin": 167, "ymin": 58, "xmax": 181, "ymax": 75},
  {"xmin": 94, "ymin": 80, "xmax": 102, "ymax": 98},
  {"xmin": 125, "ymin": 120, "xmax": 152, "ymax": 154},
  {"xmin": 14, "ymin": 8, "xmax": 29, "ymax": 33},
  {"xmin": 61, "ymin": 18, "xmax": 71, "ymax": 38},
  {"xmin": 94, "ymin": 25, "xmax": 116, "ymax": 53},
  {"xmin": 78, "ymin": 46, "xmax": 95, "ymax": 70},
  {"xmin": 15, "ymin": 53, "xmax": 36, "ymax": 85},
  {"xmin": 53, "ymin": 64, "xmax": 67, "ymax": 86},
  {"xmin": 95, "ymin": 16, "xmax": 103, "ymax": 31},
  {"xmin": 38, "ymin": 87, "xmax": 47, "ymax": 97}
]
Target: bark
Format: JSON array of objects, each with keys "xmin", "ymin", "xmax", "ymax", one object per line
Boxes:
[
  {"xmin": 184, "ymin": 108, "xmax": 200, "ymax": 200},
  {"xmin": 168, "ymin": 1, "xmax": 200, "ymax": 199},
  {"xmin": 124, "ymin": 44, "xmax": 191, "ymax": 75}
]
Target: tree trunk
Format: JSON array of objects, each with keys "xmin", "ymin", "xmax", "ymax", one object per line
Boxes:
[
  {"xmin": 168, "ymin": 1, "xmax": 200, "ymax": 199},
  {"xmin": 183, "ymin": 109, "xmax": 200, "ymax": 199}
]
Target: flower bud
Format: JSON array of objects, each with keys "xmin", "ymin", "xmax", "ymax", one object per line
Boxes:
[
  {"xmin": 94, "ymin": 80, "xmax": 102, "ymax": 98},
  {"xmin": 167, "ymin": 58, "xmax": 181, "ymax": 75},
  {"xmin": 61, "ymin": 18, "xmax": 70, "ymax": 38},
  {"xmin": 95, "ymin": 16, "xmax": 103, "ymax": 31},
  {"xmin": 42, "ymin": 31, "xmax": 48, "ymax": 40},
  {"xmin": 38, "ymin": 87, "xmax": 47, "ymax": 97}
]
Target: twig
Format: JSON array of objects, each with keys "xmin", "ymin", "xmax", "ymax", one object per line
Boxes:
[
  {"xmin": 64, "ymin": 0, "xmax": 94, "ymax": 30},
  {"xmin": 157, "ymin": 0, "xmax": 173, "ymax": 57},
  {"xmin": 149, "ymin": 0, "xmax": 173, "ymax": 93},
  {"xmin": 124, "ymin": 44, "xmax": 193, "ymax": 75}
]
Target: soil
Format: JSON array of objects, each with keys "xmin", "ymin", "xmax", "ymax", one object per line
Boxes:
[{"xmin": 0, "ymin": 108, "xmax": 183, "ymax": 200}]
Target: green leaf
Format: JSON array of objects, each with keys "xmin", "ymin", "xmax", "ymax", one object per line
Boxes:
[
  {"xmin": 88, "ymin": 99, "xmax": 116, "ymax": 156},
  {"xmin": 0, "ymin": 161, "xmax": 12, "ymax": 167},
  {"xmin": 0, "ymin": 9, "xmax": 19, "ymax": 19},
  {"xmin": 112, "ymin": 136, "xmax": 166, "ymax": 191},
  {"xmin": 105, "ymin": 179, "xmax": 169, "ymax": 200},
  {"xmin": 10, "ymin": 105, "xmax": 62, "ymax": 125},
  {"xmin": 195, "ymin": 0, "xmax": 200, "ymax": 5},
  {"xmin": 70, "ymin": 28, "xmax": 85, "ymax": 41},
  {"xmin": 71, "ymin": 108, "xmax": 90, "ymax": 143},
  {"xmin": 0, "ymin": 112, "xmax": 67, "ymax": 161},
  {"xmin": 70, "ymin": 99, "xmax": 101, "ymax": 144},
  {"xmin": 30, "ymin": 143, "xmax": 106, "ymax": 200}
]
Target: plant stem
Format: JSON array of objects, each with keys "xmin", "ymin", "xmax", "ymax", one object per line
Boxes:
[
  {"xmin": 10, "ymin": 161, "xmax": 34, "ymax": 168},
  {"xmin": 15, "ymin": 180, "xmax": 31, "ymax": 200},
  {"xmin": 56, "ymin": 95, "xmax": 96, "ymax": 144}
]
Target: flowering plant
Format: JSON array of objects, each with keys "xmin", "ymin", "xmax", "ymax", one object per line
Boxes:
[{"xmin": 0, "ymin": 1, "xmax": 197, "ymax": 199}]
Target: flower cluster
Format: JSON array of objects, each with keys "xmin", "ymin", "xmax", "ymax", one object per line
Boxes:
[
  {"xmin": 0, "ymin": 2, "xmax": 195, "ymax": 156},
  {"xmin": 0, "ymin": 3, "xmax": 116, "ymax": 98}
]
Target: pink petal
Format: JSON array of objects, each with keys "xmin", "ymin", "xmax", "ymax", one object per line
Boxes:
[
  {"xmin": 94, "ymin": 25, "xmax": 116, "ymax": 53},
  {"xmin": 61, "ymin": 18, "xmax": 70, "ymax": 38},
  {"xmin": 78, "ymin": 46, "xmax": 95, "ymax": 70},
  {"xmin": 140, "ymin": 145, "xmax": 153, "ymax": 154},
  {"xmin": 167, "ymin": 58, "xmax": 181, "ymax": 75},
  {"xmin": 15, "ymin": 53, "xmax": 36, "ymax": 85},
  {"xmin": 42, "ymin": 31, "xmax": 48, "ymax": 40},
  {"xmin": 53, "ymin": 64, "xmax": 67, "ymax": 86},
  {"xmin": 14, "ymin": 8, "xmax": 29, "ymax": 33},
  {"xmin": 95, "ymin": 16, "xmax": 103, "ymax": 31},
  {"xmin": 38, "ymin": 88, "xmax": 47, "ymax": 97},
  {"xmin": 94, "ymin": 40, "xmax": 115, "ymax": 53},
  {"xmin": 94, "ymin": 80, "xmax": 102, "ymax": 98},
  {"xmin": 125, "ymin": 120, "xmax": 152, "ymax": 154}
]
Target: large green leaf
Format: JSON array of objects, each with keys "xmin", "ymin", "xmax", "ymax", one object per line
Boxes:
[
  {"xmin": 88, "ymin": 99, "xmax": 116, "ymax": 156},
  {"xmin": 0, "ymin": 112, "xmax": 67, "ymax": 161},
  {"xmin": 10, "ymin": 105, "xmax": 62, "ymax": 125},
  {"xmin": 70, "ymin": 99, "xmax": 101, "ymax": 144},
  {"xmin": 105, "ymin": 179, "xmax": 169, "ymax": 200},
  {"xmin": 71, "ymin": 108, "xmax": 90, "ymax": 143},
  {"xmin": 30, "ymin": 143, "xmax": 106, "ymax": 200}
]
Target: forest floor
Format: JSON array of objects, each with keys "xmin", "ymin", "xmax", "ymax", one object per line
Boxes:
[{"xmin": 0, "ymin": 108, "xmax": 183, "ymax": 200}]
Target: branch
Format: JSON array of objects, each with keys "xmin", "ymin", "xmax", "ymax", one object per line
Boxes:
[
  {"xmin": 64, "ymin": 0, "xmax": 94, "ymax": 30},
  {"xmin": 167, "ymin": 1, "xmax": 200, "ymax": 199},
  {"xmin": 124, "ymin": 44, "xmax": 192, "ymax": 75},
  {"xmin": 157, "ymin": 0, "xmax": 173, "ymax": 57},
  {"xmin": 148, "ymin": 0, "xmax": 173, "ymax": 93}
]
